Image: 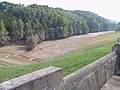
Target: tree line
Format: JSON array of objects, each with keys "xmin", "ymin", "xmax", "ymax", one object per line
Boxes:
[{"xmin": 0, "ymin": 1, "xmax": 117, "ymax": 41}]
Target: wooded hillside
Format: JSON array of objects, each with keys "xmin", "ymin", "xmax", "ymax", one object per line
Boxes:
[{"xmin": 0, "ymin": 2, "xmax": 116, "ymax": 49}]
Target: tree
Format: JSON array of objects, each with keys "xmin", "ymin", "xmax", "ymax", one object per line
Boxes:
[
  {"xmin": 35, "ymin": 21, "xmax": 43, "ymax": 31},
  {"xmin": 87, "ymin": 17, "xmax": 100, "ymax": 32},
  {"xmin": 24, "ymin": 20, "xmax": 32, "ymax": 32},
  {"xmin": 109, "ymin": 23, "xmax": 116, "ymax": 30},
  {"xmin": 34, "ymin": 21, "xmax": 45, "ymax": 40},
  {"xmin": 116, "ymin": 23, "xmax": 120, "ymax": 31},
  {"xmin": 18, "ymin": 19, "xmax": 24, "ymax": 33},
  {"xmin": 11, "ymin": 17, "xmax": 18, "ymax": 33},
  {"xmin": 0, "ymin": 1, "xmax": 116, "ymax": 41},
  {"xmin": 82, "ymin": 19, "xmax": 89, "ymax": 34},
  {"xmin": 0, "ymin": 19, "xmax": 6, "ymax": 33}
]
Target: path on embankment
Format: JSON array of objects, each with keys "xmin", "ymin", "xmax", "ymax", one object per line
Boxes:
[
  {"xmin": 101, "ymin": 75, "xmax": 120, "ymax": 90},
  {"xmin": 0, "ymin": 31, "xmax": 116, "ymax": 65}
]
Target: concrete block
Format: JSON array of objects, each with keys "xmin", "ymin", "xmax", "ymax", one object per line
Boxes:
[
  {"xmin": 88, "ymin": 72, "xmax": 99, "ymax": 90},
  {"xmin": 97, "ymin": 65, "xmax": 106, "ymax": 88},
  {"xmin": 0, "ymin": 66, "xmax": 63, "ymax": 90},
  {"xmin": 76, "ymin": 78, "xmax": 90, "ymax": 90}
]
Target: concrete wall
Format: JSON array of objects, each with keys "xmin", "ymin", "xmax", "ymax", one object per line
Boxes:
[
  {"xmin": 63, "ymin": 52, "xmax": 117, "ymax": 90},
  {"xmin": 0, "ymin": 44, "xmax": 120, "ymax": 90},
  {"xmin": 0, "ymin": 66, "xmax": 63, "ymax": 90}
]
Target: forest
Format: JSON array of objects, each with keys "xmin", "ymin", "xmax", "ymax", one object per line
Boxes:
[{"xmin": 0, "ymin": 1, "xmax": 117, "ymax": 49}]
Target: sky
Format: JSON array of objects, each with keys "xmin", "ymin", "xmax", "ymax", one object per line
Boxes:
[{"xmin": 1, "ymin": 0, "xmax": 120, "ymax": 21}]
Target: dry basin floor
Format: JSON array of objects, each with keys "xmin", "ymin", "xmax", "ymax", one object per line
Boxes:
[{"xmin": 0, "ymin": 31, "xmax": 116, "ymax": 65}]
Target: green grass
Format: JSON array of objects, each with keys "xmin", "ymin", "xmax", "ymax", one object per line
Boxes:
[{"xmin": 0, "ymin": 32, "xmax": 120, "ymax": 82}]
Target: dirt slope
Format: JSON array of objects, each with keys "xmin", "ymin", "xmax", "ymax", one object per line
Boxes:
[{"xmin": 0, "ymin": 31, "xmax": 115, "ymax": 65}]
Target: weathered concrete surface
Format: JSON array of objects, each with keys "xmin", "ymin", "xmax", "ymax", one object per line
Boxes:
[
  {"xmin": 63, "ymin": 52, "xmax": 117, "ymax": 90},
  {"xmin": 101, "ymin": 75, "xmax": 120, "ymax": 90},
  {"xmin": 0, "ymin": 66, "xmax": 63, "ymax": 90}
]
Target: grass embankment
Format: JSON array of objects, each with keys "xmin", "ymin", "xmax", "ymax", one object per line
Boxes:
[{"xmin": 0, "ymin": 32, "xmax": 120, "ymax": 82}]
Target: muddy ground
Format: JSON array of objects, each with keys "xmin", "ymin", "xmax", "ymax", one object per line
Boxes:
[{"xmin": 0, "ymin": 31, "xmax": 115, "ymax": 66}]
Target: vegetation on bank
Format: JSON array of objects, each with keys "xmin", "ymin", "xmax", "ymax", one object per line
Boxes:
[
  {"xmin": 116, "ymin": 22, "xmax": 120, "ymax": 31},
  {"xmin": 0, "ymin": 1, "xmax": 116, "ymax": 41},
  {"xmin": 0, "ymin": 32, "xmax": 120, "ymax": 83}
]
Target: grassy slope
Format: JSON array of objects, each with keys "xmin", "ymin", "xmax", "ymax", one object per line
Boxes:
[{"xmin": 0, "ymin": 32, "xmax": 120, "ymax": 82}]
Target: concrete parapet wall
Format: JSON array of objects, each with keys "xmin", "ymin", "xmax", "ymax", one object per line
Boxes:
[
  {"xmin": 0, "ymin": 66, "xmax": 63, "ymax": 90},
  {"xmin": 63, "ymin": 52, "xmax": 117, "ymax": 90}
]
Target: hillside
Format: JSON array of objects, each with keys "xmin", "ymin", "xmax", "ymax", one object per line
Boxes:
[
  {"xmin": 72, "ymin": 10, "xmax": 116, "ymax": 32},
  {"xmin": 0, "ymin": 2, "xmax": 117, "ymax": 50}
]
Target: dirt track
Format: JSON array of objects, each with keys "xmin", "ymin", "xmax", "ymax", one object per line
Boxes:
[{"xmin": 0, "ymin": 31, "xmax": 115, "ymax": 65}]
